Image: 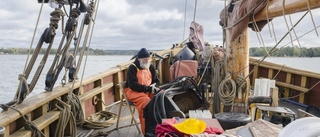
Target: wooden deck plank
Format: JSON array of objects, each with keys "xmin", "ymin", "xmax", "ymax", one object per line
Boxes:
[{"xmin": 10, "ymin": 130, "xmax": 32, "ymax": 137}]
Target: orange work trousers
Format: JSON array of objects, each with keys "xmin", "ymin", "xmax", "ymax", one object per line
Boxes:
[{"xmin": 125, "ymin": 89, "xmax": 153, "ymax": 135}]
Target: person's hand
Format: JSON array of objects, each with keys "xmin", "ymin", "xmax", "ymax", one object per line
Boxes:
[
  {"xmin": 152, "ymin": 87, "xmax": 160, "ymax": 94},
  {"xmin": 150, "ymin": 83, "xmax": 160, "ymax": 94}
]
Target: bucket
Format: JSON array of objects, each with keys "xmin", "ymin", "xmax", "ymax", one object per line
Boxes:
[
  {"xmin": 0, "ymin": 126, "xmax": 5, "ymax": 137},
  {"xmin": 214, "ymin": 112, "xmax": 251, "ymax": 130}
]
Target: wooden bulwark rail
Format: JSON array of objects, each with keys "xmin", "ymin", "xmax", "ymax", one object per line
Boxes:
[
  {"xmin": 0, "ymin": 64, "xmax": 131, "ymax": 136},
  {"xmin": 276, "ymin": 81, "xmax": 309, "ymax": 93},
  {"xmin": 249, "ymin": 58, "xmax": 320, "ymax": 106},
  {"xmin": 0, "ymin": 48, "xmax": 177, "ymax": 136}
]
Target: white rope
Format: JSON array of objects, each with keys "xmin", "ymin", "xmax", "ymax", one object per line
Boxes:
[
  {"xmin": 23, "ymin": 0, "xmax": 45, "ymax": 73},
  {"xmin": 307, "ymin": 0, "xmax": 319, "ymax": 36},
  {"xmin": 288, "ymin": 14, "xmax": 302, "ymax": 48},
  {"xmin": 182, "ymin": 0, "xmax": 188, "ymax": 41},
  {"xmin": 281, "ymin": 0, "xmax": 295, "ymax": 47},
  {"xmin": 252, "ymin": 16, "xmax": 270, "ymax": 57},
  {"xmin": 79, "ymin": 0, "xmax": 100, "ymax": 86}
]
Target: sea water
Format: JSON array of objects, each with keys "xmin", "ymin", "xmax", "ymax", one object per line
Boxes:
[
  {"xmin": 0, "ymin": 55, "xmax": 320, "ymax": 105},
  {"xmin": 0, "ymin": 55, "xmax": 132, "ymax": 105}
]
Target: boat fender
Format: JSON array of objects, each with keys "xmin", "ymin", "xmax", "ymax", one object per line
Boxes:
[{"xmin": 41, "ymin": 27, "xmax": 54, "ymax": 43}]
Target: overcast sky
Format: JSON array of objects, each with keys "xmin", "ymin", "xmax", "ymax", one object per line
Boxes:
[{"xmin": 0, "ymin": 0, "xmax": 319, "ymax": 50}]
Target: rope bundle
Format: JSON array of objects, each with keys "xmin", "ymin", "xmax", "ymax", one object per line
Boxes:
[
  {"xmin": 54, "ymin": 99, "xmax": 77, "ymax": 137},
  {"xmin": 82, "ymin": 111, "xmax": 117, "ymax": 129}
]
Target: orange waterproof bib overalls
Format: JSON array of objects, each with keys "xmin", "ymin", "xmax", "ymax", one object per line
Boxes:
[{"xmin": 125, "ymin": 65, "xmax": 154, "ymax": 135}]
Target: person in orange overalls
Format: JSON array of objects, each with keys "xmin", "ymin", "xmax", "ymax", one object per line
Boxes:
[{"xmin": 125, "ymin": 48, "xmax": 160, "ymax": 135}]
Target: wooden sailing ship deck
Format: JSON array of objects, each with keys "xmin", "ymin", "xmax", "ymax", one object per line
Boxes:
[
  {"xmin": 1, "ymin": 0, "xmax": 320, "ymax": 136},
  {"xmin": 1, "ymin": 47, "xmax": 320, "ymax": 136}
]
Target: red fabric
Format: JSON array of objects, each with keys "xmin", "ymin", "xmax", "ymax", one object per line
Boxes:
[
  {"xmin": 169, "ymin": 60, "xmax": 198, "ymax": 82},
  {"xmin": 156, "ymin": 118, "xmax": 224, "ymax": 137},
  {"xmin": 125, "ymin": 68, "xmax": 153, "ymax": 135},
  {"xmin": 156, "ymin": 118, "xmax": 182, "ymax": 137}
]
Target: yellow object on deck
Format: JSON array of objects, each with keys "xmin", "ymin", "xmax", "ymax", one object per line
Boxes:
[
  {"xmin": 250, "ymin": 103, "xmax": 263, "ymax": 120},
  {"xmin": 173, "ymin": 118, "xmax": 206, "ymax": 134}
]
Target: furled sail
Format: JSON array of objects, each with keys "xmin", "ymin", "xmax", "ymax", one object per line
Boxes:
[
  {"xmin": 219, "ymin": 0, "xmax": 270, "ymax": 41},
  {"xmin": 189, "ymin": 21, "xmax": 205, "ymax": 51}
]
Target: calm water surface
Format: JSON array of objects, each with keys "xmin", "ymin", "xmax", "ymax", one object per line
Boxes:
[
  {"xmin": 0, "ymin": 55, "xmax": 319, "ymax": 105},
  {"xmin": 0, "ymin": 55, "xmax": 131, "ymax": 105}
]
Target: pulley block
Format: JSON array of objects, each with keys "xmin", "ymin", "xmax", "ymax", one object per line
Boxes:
[
  {"xmin": 66, "ymin": 18, "xmax": 77, "ymax": 31},
  {"xmin": 45, "ymin": 73, "xmax": 54, "ymax": 91},
  {"xmin": 69, "ymin": 67, "xmax": 76, "ymax": 82},
  {"xmin": 42, "ymin": 27, "xmax": 54, "ymax": 43},
  {"xmin": 18, "ymin": 83, "xmax": 28, "ymax": 104},
  {"xmin": 84, "ymin": 14, "xmax": 90, "ymax": 25}
]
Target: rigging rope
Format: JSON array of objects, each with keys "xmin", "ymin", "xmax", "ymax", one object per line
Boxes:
[
  {"xmin": 307, "ymin": 0, "xmax": 319, "ymax": 36},
  {"xmin": 193, "ymin": 0, "xmax": 197, "ymax": 22},
  {"xmin": 245, "ymin": 11, "xmax": 310, "ymax": 81},
  {"xmin": 265, "ymin": 0, "xmax": 278, "ymax": 43},
  {"xmin": 23, "ymin": 0, "xmax": 45, "ymax": 73},
  {"xmin": 13, "ymin": 7, "xmax": 65, "ymax": 104},
  {"xmin": 252, "ymin": 17, "xmax": 269, "ymax": 56},
  {"xmin": 197, "ymin": 54, "xmax": 213, "ymax": 86},
  {"xmin": 54, "ymin": 98, "xmax": 77, "ymax": 137},
  {"xmin": 281, "ymin": 0, "xmax": 296, "ymax": 48},
  {"xmin": 182, "ymin": 0, "xmax": 188, "ymax": 41},
  {"xmin": 3, "ymin": 104, "xmax": 45, "ymax": 137},
  {"xmin": 64, "ymin": 0, "xmax": 101, "ymax": 129}
]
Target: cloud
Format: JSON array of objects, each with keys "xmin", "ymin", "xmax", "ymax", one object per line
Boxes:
[{"xmin": 0, "ymin": 0, "xmax": 319, "ymax": 50}]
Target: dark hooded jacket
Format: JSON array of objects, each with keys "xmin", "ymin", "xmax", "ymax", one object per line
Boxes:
[{"xmin": 126, "ymin": 58, "xmax": 160, "ymax": 93}]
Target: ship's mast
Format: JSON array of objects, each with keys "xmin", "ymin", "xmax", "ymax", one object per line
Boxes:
[{"xmin": 226, "ymin": 0, "xmax": 320, "ymax": 112}]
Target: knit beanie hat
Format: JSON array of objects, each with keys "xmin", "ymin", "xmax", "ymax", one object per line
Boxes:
[{"xmin": 137, "ymin": 48, "xmax": 150, "ymax": 58}]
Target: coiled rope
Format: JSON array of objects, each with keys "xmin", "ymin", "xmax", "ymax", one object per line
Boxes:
[
  {"xmin": 54, "ymin": 98, "xmax": 77, "ymax": 137},
  {"xmin": 82, "ymin": 111, "xmax": 117, "ymax": 129},
  {"xmin": 218, "ymin": 75, "xmax": 236, "ymax": 111},
  {"xmin": 68, "ymin": 93, "xmax": 85, "ymax": 126}
]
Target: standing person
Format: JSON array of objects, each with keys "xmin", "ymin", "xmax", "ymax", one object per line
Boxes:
[{"xmin": 125, "ymin": 48, "xmax": 160, "ymax": 135}]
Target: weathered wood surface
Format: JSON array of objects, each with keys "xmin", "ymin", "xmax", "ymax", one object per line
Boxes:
[{"xmin": 255, "ymin": 0, "xmax": 320, "ymax": 21}]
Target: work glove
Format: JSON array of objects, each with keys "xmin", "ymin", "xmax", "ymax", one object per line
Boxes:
[{"xmin": 149, "ymin": 83, "xmax": 160, "ymax": 94}]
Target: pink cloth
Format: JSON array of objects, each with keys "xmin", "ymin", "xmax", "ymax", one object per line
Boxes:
[
  {"xmin": 155, "ymin": 118, "xmax": 182, "ymax": 137},
  {"xmin": 189, "ymin": 21, "xmax": 205, "ymax": 51},
  {"xmin": 156, "ymin": 118, "xmax": 224, "ymax": 137},
  {"xmin": 204, "ymin": 126, "xmax": 223, "ymax": 135}
]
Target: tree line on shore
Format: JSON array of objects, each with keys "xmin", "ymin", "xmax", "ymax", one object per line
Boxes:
[{"xmin": 1, "ymin": 46, "xmax": 320, "ymax": 57}]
